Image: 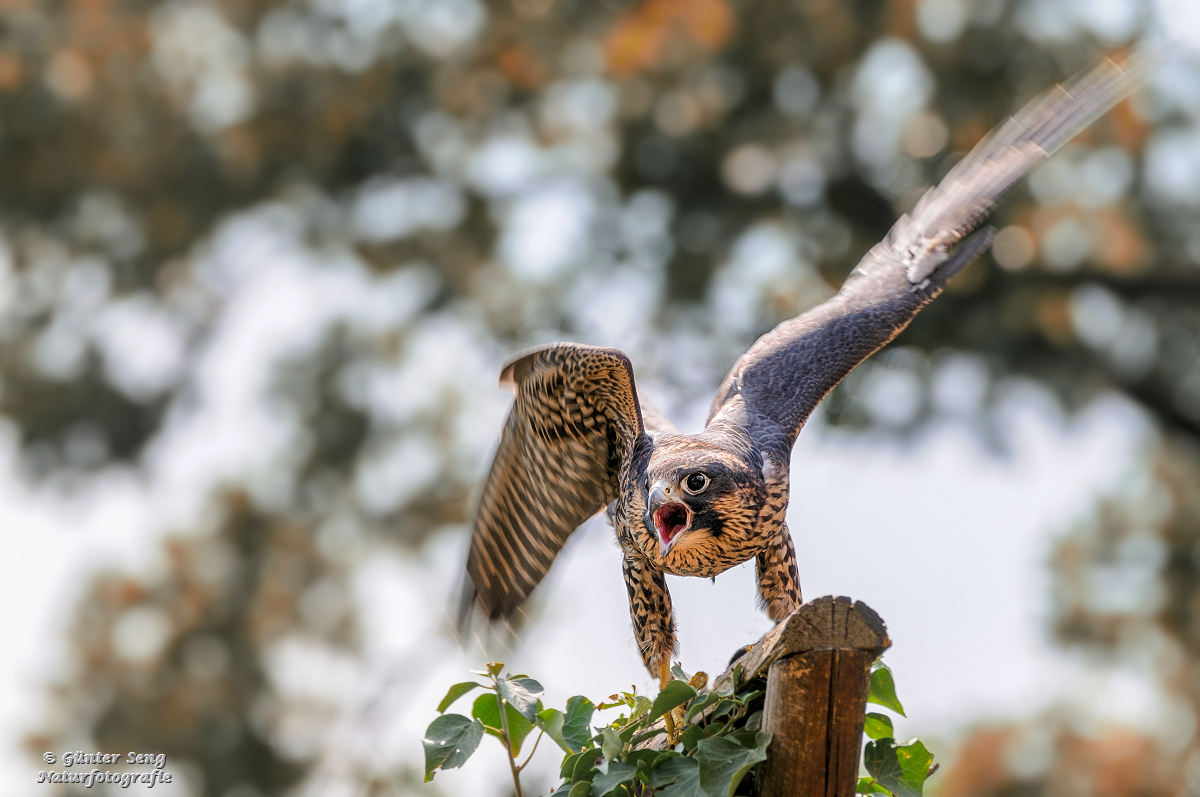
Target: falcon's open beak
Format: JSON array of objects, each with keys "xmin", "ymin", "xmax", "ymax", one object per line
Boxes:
[{"xmin": 647, "ymin": 480, "xmax": 691, "ymax": 553}]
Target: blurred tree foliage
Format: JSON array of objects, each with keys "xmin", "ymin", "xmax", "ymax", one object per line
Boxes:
[{"xmin": 8, "ymin": 0, "xmax": 1200, "ymax": 793}]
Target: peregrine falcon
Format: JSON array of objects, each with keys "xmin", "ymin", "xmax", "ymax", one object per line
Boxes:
[{"xmin": 459, "ymin": 56, "xmax": 1150, "ymax": 682}]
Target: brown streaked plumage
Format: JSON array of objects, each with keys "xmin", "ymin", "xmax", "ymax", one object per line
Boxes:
[{"xmin": 460, "ymin": 55, "xmax": 1153, "ymax": 679}]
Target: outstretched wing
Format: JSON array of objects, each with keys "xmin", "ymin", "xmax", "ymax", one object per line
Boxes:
[
  {"xmin": 708, "ymin": 54, "xmax": 1152, "ymax": 453},
  {"xmin": 462, "ymin": 343, "xmax": 645, "ymax": 624}
]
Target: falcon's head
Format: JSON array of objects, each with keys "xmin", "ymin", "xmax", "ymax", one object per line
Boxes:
[{"xmin": 638, "ymin": 435, "xmax": 766, "ymax": 574}]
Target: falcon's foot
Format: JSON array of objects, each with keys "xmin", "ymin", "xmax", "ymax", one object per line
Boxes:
[
  {"xmin": 623, "ymin": 556, "xmax": 678, "ymax": 680},
  {"xmin": 755, "ymin": 524, "xmax": 802, "ymax": 621}
]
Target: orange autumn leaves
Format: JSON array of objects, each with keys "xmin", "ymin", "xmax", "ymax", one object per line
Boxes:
[
  {"xmin": 605, "ymin": 0, "xmax": 734, "ymax": 76},
  {"xmin": 495, "ymin": 0, "xmax": 733, "ymax": 91}
]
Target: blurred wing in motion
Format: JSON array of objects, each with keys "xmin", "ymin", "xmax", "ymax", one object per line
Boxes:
[
  {"xmin": 461, "ymin": 343, "xmax": 645, "ymax": 626},
  {"xmin": 709, "ymin": 54, "xmax": 1152, "ymax": 453}
]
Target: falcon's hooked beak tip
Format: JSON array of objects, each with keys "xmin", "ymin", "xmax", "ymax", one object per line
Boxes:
[{"xmin": 647, "ymin": 480, "xmax": 691, "ymax": 553}]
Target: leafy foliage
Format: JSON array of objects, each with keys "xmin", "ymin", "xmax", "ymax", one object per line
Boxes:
[
  {"xmin": 425, "ymin": 661, "xmax": 770, "ymax": 795},
  {"xmin": 857, "ymin": 660, "xmax": 937, "ymax": 797},
  {"xmin": 422, "ymin": 714, "xmax": 484, "ymax": 777},
  {"xmin": 867, "ymin": 661, "xmax": 906, "ymax": 717},
  {"xmin": 425, "ymin": 655, "xmax": 935, "ymax": 796},
  {"xmin": 437, "ymin": 681, "xmax": 483, "ymax": 714},
  {"xmin": 694, "ymin": 735, "xmax": 771, "ymax": 796},
  {"xmin": 862, "ymin": 740, "xmax": 935, "ymax": 797},
  {"xmin": 864, "ymin": 713, "xmax": 894, "ymax": 740},
  {"xmin": 648, "ymin": 680, "xmax": 698, "ymax": 723}
]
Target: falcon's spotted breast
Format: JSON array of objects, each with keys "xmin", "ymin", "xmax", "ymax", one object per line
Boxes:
[{"xmin": 459, "ymin": 55, "xmax": 1153, "ymax": 679}]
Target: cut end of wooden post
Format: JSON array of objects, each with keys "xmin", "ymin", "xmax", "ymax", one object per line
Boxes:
[{"xmin": 714, "ymin": 595, "xmax": 890, "ymax": 691}]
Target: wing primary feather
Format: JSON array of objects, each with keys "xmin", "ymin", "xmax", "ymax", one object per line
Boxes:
[
  {"xmin": 902, "ymin": 52, "xmax": 1154, "ymax": 283},
  {"xmin": 924, "ymin": 226, "xmax": 996, "ymax": 286},
  {"xmin": 709, "ymin": 52, "xmax": 1158, "ymax": 453},
  {"xmin": 456, "ymin": 578, "xmax": 478, "ymax": 635}
]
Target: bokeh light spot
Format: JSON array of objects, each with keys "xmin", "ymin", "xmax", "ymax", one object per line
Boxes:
[
  {"xmin": 113, "ymin": 607, "xmax": 173, "ymax": 665},
  {"xmin": 993, "ymin": 226, "xmax": 1037, "ymax": 270},
  {"xmin": 722, "ymin": 145, "xmax": 776, "ymax": 195}
]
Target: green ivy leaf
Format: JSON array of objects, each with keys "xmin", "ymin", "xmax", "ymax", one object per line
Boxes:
[
  {"xmin": 569, "ymin": 782, "xmax": 593, "ymax": 797},
  {"xmin": 684, "ymin": 691, "xmax": 722, "ymax": 723},
  {"xmin": 509, "ymin": 675, "xmax": 544, "ymax": 692},
  {"xmin": 422, "ymin": 714, "xmax": 483, "ymax": 781},
  {"xmin": 564, "ymin": 749, "xmax": 606, "ymax": 782},
  {"xmin": 626, "ymin": 748, "xmax": 664, "ymax": 770},
  {"xmin": 695, "ymin": 732, "xmax": 771, "ymax": 796},
  {"xmin": 562, "ymin": 696, "xmax": 597, "ymax": 752},
  {"xmin": 864, "ymin": 712, "xmax": 894, "ymax": 740},
  {"xmin": 895, "ymin": 741, "xmax": 935, "ymax": 785},
  {"xmin": 600, "ymin": 726, "xmax": 623, "ymax": 765},
  {"xmin": 648, "ymin": 680, "xmax": 697, "ymax": 723},
  {"xmin": 618, "ymin": 720, "xmax": 645, "ymax": 746},
  {"xmin": 592, "ymin": 761, "xmax": 637, "ymax": 796},
  {"xmin": 561, "ymin": 750, "xmax": 591, "ymax": 780},
  {"xmin": 704, "ymin": 720, "xmax": 727, "ymax": 737},
  {"xmin": 680, "ymin": 724, "xmax": 704, "ymax": 754},
  {"xmin": 671, "ymin": 664, "xmax": 690, "ymax": 682},
  {"xmin": 471, "ymin": 693, "xmax": 534, "ymax": 756},
  {"xmin": 471, "ymin": 693, "xmax": 503, "ymax": 732},
  {"xmin": 867, "ymin": 665, "xmax": 906, "ymax": 717},
  {"xmin": 537, "ymin": 708, "xmax": 568, "ymax": 753},
  {"xmin": 710, "ymin": 699, "xmax": 738, "ymax": 720},
  {"xmin": 497, "ymin": 676, "xmax": 542, "ymax": 721},
  {"xmin": 631, "ymin": 695, "xmax": 653, "ymax": 719},
  {"xmin": 654, "ymin": 750, "xmax": 682, "ymax": 765},
  {"xmin": 726, "ymin": 730, "xmax": 759, "ymax": 754},
  {"xmin": 864, "ymin": 738, "xmax": 934, "ymax": 797},
  {"xmin": 729, "ymin": 663, "xmax": 743, "ymax": 691},
  {"xmin": 858, "ymin": 777, "xmax": 894, "ymax": 796},
  {"xmin": 648, "ymin": 757, "xmax": 703, "ymax": 797},
  {"xmin": 437, "ymin": 682, "xmax": 484, "ymax": 714}
]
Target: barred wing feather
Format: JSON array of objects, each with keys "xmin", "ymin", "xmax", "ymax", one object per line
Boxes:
[{"xmin": 463, "ymin": 343, "xmax": 645, "ymax": 622}]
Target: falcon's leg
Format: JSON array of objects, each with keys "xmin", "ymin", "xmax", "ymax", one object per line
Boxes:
[
  {"xmin": 622, "ymin": 555, "xmax": 677, "ymax": 682},
  {"xmin": 755, "ymin": 523, "xmax": 802, "ymax": 621}
]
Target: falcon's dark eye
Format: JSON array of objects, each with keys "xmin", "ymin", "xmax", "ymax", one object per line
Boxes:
[{"xmin": 683, "ymin": 472, "xmax": 709, "ymax": 494}]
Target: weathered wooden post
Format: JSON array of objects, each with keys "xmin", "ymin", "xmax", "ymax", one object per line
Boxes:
[{"xmin": 711, "ymin": 595, "xmax": 890, "ymax": 797}]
